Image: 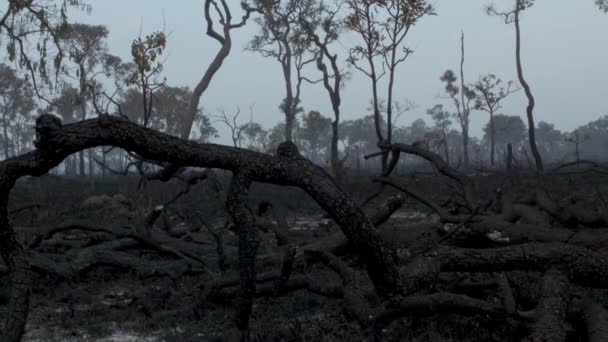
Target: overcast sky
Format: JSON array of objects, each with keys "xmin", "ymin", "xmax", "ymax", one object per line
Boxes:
[{"xmin": 68, "ymin": 0, "xmax": 607, "ymax": 143}]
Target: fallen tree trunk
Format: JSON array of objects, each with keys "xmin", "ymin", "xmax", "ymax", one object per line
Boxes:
[
  {"xmin": 404, "ymin": 243, "xmax": 608, "ymax": 293},
  {"xmin": 568, "ymin": 297, "xmax": 608, "ymax": 342},
  {"xmin": 522, "ymin": 268, "xmax": 569, "ymax": 342},
  {"xmin": 0, "ymin": 114, "xmax": 406, "ymax": 340}
]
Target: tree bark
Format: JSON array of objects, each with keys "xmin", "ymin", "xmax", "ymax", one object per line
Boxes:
[
  {"xmin": 14, "ymin": 114, "xmax": 402, "ymax": 297},
  {"xmin": 490, "ymin": 112, "xmax": 496, "ymax": 166},
  {"xmin": 522, "ymin": 268, "xmax": 569, "ymax": 342},
  {"xmin": 514, "ymin": 3, "xmax": 543, "ymax": 171},
  {"xmin": 0, "ymin": 181, "xmax": 31, "ymax": 342},
  {"xmin": 459, "ymin": 31, "xmax": 470, "ymax": 170},
  {"xmin": 225, "ymin": 171, "xmax": 258, "ymax": 335}
]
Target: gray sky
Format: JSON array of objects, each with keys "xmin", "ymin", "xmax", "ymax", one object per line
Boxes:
[{"xmin": 69, "ymin": 0, "xmax": 607, "ymax": 143}]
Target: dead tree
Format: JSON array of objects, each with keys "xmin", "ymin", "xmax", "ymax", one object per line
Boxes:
[
  {"xmin": 487, "ymin": 0, "xmax": 544, "ymax": 171},
  {"xmin": 180, "ymin": 0, "xmax": 258, "ymax": 140},
  {"xmin": 0, "ymin": 113, "xmax": 403, "ymax": 340}
]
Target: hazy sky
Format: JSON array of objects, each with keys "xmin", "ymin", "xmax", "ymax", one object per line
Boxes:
[{"xmin": 67, "ymin": 0, "xmax": 607, "ymax": 143}]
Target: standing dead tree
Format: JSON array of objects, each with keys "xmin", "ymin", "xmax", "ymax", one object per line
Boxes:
[
  {"xmin": 179, "ymin": 0, "xmax": 258, "ymax": 140},
  {"xmin": 214, "ymin": 105, "xmax": 254, "ymax": 148},
  {"xmin": 487, "ymin": 0, "xmax": 544, "ymax": 171}
]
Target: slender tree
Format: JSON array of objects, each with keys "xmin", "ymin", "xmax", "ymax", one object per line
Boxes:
[
  {"xmin": 214, "ymin": 106, "xmax": 253, "ymax": 148},
  {"xmin": 179, "ymin": 0, "xmax": 258, "ymax": 140},
  {"xmin": 487, "ymin": 0, "xmax": 544, "ymax": 171}
]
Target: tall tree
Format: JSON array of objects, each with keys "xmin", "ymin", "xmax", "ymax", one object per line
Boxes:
[
  {"xmin": 301, "ymin": 1, "xmax": 347, "ymax": 178},
  {"xmin": 0, "ymin": 65, "xmax": 35, "ymax": 159},
  {"xmin": 440, "ymin": 68, "xmax": 475, "ymax": 170},
  {"xmin": 249, "ymin": 0, "xmax": 319, "ymax": 142},
  {"xmin": 345, "ymin": 0, "xmax": 433, "ymax": 169},
  {"xmin": 487, "ymin": 0, "xmax": 544, "ymax": 171},
  {"xmin": 178, "ymin": 0, "xmax": 257, "ymax": 141},
  {"xmin": 472, "ymin": 74, "xmax": 519, "ymax": 166}
]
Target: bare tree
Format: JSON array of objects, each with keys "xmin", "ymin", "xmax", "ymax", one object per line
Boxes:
[
  {"xmin": 487, "ymin": 0, "xmax": 544, "ymax": 171},
  {"xmin": 472, "ymin": 74, "xmax": 519, "ymax": 166},
  {"xmin": 214, "ymin": 106, "xmax": 254, "ymax": 148},
  {"xmin": 179, "ymin": 0, "xmax": 258, "ymax": 140}
]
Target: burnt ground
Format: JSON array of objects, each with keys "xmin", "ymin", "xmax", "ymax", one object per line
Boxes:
[{"xmin": 3, "ymin": 168, "xmax": 608, "ymax": 341}]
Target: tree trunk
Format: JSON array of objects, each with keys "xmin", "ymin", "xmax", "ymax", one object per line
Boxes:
[
  {"xmin": 507, "ymin": 143, "xmax": 513, "ymax": 170},
  {"xmin": 27, "ymin": 115, "xmax": 403, "ymax": 297},
  {"xmin": 282, "ymin": 52, "xmax": 295, "ymax": 143},
  {"xmin": 514, "ymin": 4, "xmax": 543, "ymax": 171},
  {"xmin": 459, "ymin": 31, "xmax": 470, "ymax": 170},
  {"xmin": 88, "ymin": 149, "xmax": 93, "ymax": 176},
  {"xmin": 490, "ymin": 112, "xmax": 496, "ymax": 166},
  {"xmin": 225, "ymin": 172, "xmax": 258, "ymax": 336},
  {"xmin": 180, "ymin": 20, "xmax": 233, "ymax": 140},
  {"xmin": 443, "ymin": 130, "xmax": 450, "ymax": 166},
  {"xmin": 3, "ymin": 117, "xmax": 9, "ymax": 159},
  {"xmin": 0, "ymin": 182, "xmax": 31, "ymax": 342}
]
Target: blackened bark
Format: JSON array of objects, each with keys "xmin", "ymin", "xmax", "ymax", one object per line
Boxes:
[
  {"xmin": 0, "ymin": 181, "xmax": 31, "ymax": 342},
  {"xmin": 459, "ymin": 31, "xmax": 470, "ymax": 170},
  {"xmin": 568, "ymin": 297, "xmax": 608, "ymax": 342},
  {"xmin": 24, "ymin": 116, "xmax": 402, "ymax": 297},
  {"xmin": 522, "ymin": 268, "xmax": 568, "ymax": 342},
  {"xmin": 225, "ymin": 171, "xmax": 258, "ymax": 334},
  {"xmin": 380, "ymin": 142, "xmax": 476, "ymax": 206}
]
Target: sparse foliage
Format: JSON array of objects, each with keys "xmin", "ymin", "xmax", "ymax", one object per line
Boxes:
[{"xmin": 472, "ymin": 74, "xmax": 519, "ymax": 165}]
